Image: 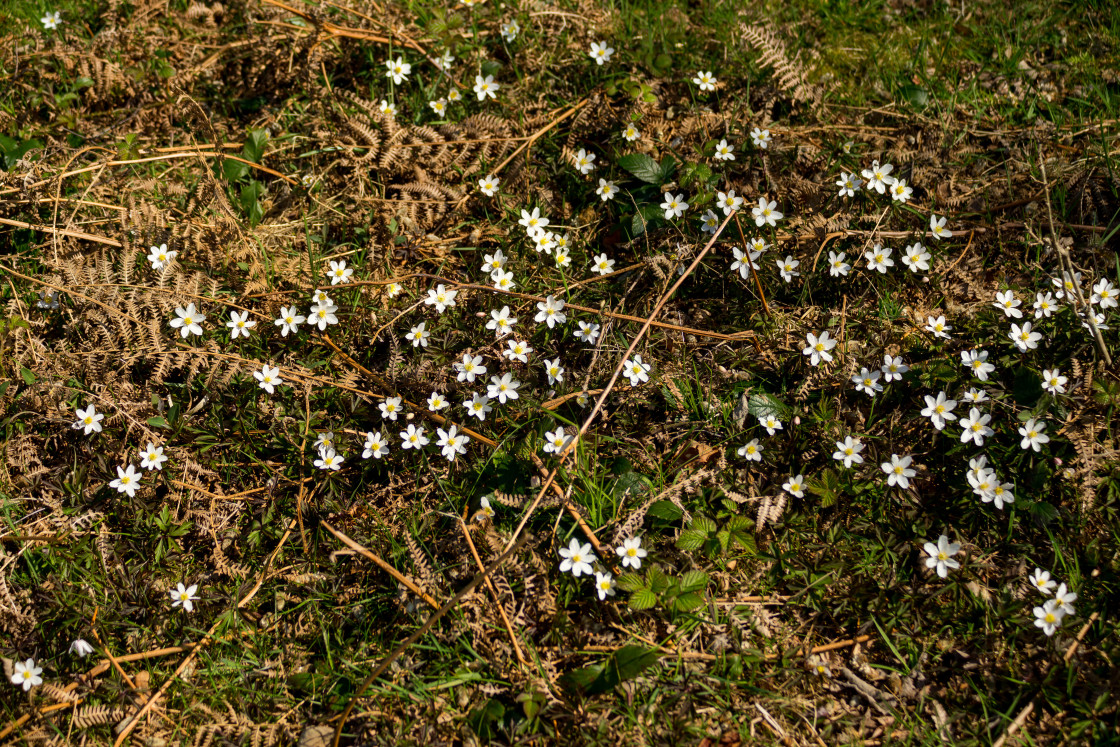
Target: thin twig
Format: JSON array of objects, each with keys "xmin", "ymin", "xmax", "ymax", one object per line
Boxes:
[
  {"xmin": 322, "ymin": 521, "xmax": 440, "ymax": 610},
  {"xmin": 458, "ymin": 519, "xmax": 527, "ymax": 665}
]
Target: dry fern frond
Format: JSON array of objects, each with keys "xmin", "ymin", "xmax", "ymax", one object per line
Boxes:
[{"xmin": 740, "ymin": 22, "xmax": 822, "ymax": 109}]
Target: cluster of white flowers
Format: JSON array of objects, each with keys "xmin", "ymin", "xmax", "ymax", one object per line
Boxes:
[{"xmin": 556, "ymin": 534, "xmax": 648, "ymax": 601}]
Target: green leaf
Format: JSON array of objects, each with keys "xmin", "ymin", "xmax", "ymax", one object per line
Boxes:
[
  {"xmin": 222, "ymin": 158, "xmax": 250, "ymax": 181},
  {"xmin": 808, "ymin": 468, "xmax": 841, "ymax": 508},
  {"xmin": 692, "ymin": 515, "xmax": 717, "ymax": 534},
  {"xmin": 646, "ymin": 500, "xmax": 683, "ymax": 522},
  {"xmin": 658, "ymin": 155, "xmax": 678, "ymax": 183},
  {"xmin": 630, "ymin": 211, "xmax": 649, "ymax": 237},
  {"xmin": 242, "ymin": 129, "xmax": 270, "ymax": 164},
  {"xmin": 616, "ymin": 572, "xmax": 645, "ymax": 592},
  {"xmin": 678, "ymin": 570, "xmax": 709, "ymax": 594},
  {"xmin": 676, "ymin": 529, "xmax": 707, "ymax": 552},
  {"xmin": 617, "ymin": 153, "xmax": 663, "ymax": 184},
  {"xmin": 671, "ymin": 592, "xmax": 705, "ymax": 612},
  {"xmin": 610, "ymin": 645, "xmax": 660, "ymax": 681},
  {"xmin": 747, "ymin": 392, "xmax": 791, "ymax": 420},
  {"xmin": 899, "ymin": 84, "xmax": 928, "ymax": 109},
  {"xmin": 1013, "ymin": 367, "xmax": 1043, "ymax": 405},
  {"xmin": 628, "ymin": 588, "xmax": 658, "ymax": 610},
  {"xmin": 20, "ymin": 366, "xmax": 37, "ymax": 385},
  {"xmin": 147, "ymin": 416, "xmax": 169, "ymax": 429},
  {"xmin": 646, "ymin": 565, "xmax": 670, "ymax": 593}
]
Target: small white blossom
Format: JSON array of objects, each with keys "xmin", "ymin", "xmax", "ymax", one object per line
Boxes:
[
  {"xmin": 11, "ymin": 659, "xmax": 43, "ymax": 691},
  {"xmin": 478, "ymin": 175, "xmax": 500, "ymax": 196},
  {"xmin": 328, "ymin": 260, "xmax": 353, "ymax": 285},
  {"xmin": 463, "ymin": 392, "xmax": 493, "ymax": 422},
  {"xmin": 314, "ymin": 448, "xmax": 344, "ymax": 471},
  {"xmin": 400, "ymin": 424, "xmax": 430, "ymax": 450},
  {"xmin": 961, "ymin": 349, "xmax": 995, "ymax": 381},
  {"xmin": 147, "ymin": 243, "xmax": 177, "ymax": 270},
  {"xmin": 473, "ymin": 74, "xmax": 499, "ymax": 101},
  {"xmin": 622, "ymin": 354, "xmax": 651, "ymax": 386},
  {"xmin": 504, "ymin": 339, "xmax": 533, "ymax": 362},
  {"xmin": 1030, "ymin": 568, "xmax": 1057, "ymax": 596},
  {"xmin": 543, "ymin": 427, "xmax": 573, "ymax": 455},
  {"xmin": 559, "ymin": 538, "xmax": 596, "ymax": 577},
  {"xmin": 109, "ymin": 464, "xmax": 142, "ymax": 498},
  {"xmin": 1018, "ymin": 418, "xmax": 1050, "ymax": 452},
  {"xmin": 881, "ymin": 354, "xmax": 909, "ymax": 382},
  {"xmin": 802, "ymin": 331, "xmax": 838, "ymax": 366},
  {"xmin": 379, "ymin": 397, "xmax": 403, "ymax": 421},
  {"xmin": 782, "ymin": 474, "xmax": 805, "ymax": 498},
  {"xmin": 487, "ymin": 373, "xmax": 521, "ymax": 404},
  {"xmin": 405, "ymin": 321, "xmax": 431, "ymax": 347},
  {"xmin": 254, "ymin": 364, "xmax": 283, "ymax": 394},
  {"xmin": 169, "ymin": 303, "xmax": 205, "ymax": 338},
  {"xmin": 882, "ymin": 454, "xmax": 916, "ymax": 489},
  {"xmin": 73, "ymin": 405, "xmax": 104, "ymax": 435},
  {"xmin": 777, "ymin": 255, "xmax": 800, "ymax": 283},
  {"xmin": 921, "ymin": 392, "xmax": 958, "ymax": 430},
  {"xmin": 535, "ymin": 295, "xmax": 567, "ymax": 328},
  {"xmin": 573, "ymin": 148, "xmax": 597, "ymax": 174},
  {"xmin": 574, "ymin": 321, "xmax": 601, "ymax": 344},
  {"xmin": 170, "ymin": 582, "xmax": 199, "ymax": 612},
  {"xmin": 1009, "ymin": 321, "xmax": 1042, "ymax": 352},
  {"xmin": 852, "ymin": 367, "xmax": 883, "ymax": 396},
  {"xmin": 864, "ymin": 244, "xmax": 894, "ymax": 273},
  {"xmin": 930, "ymin": 214, "xmax": 952, "ymax": 240},
  {"xmin": 275, "ymin": 306, "xmax": 305, "ymax": 337},
  {"xmin": 596, "ymin": 179, "xmax": 619, "ymax": 201},
  {"xmin": 993, "ymin": 290, "xmax": 1023, "ymax": 319},
  {"xmin": 427, "ymin": 391, "xmax": 449, "ymax": 411},
  {"xmin": 615, "ymin": 537, "xmax": 647, "ymax": 569},
  {"xmin": 833, "ymin": 436, "xmax": 865, "ymax": 469},
  {"xmin": 958, "ymin": 407, "xmax": 994, "ymax": 446},
  {"xmin": 828, "ymin": 251, "xmax": 851, "ymax": 277},
  {"xmin": 836, "ymin": 172, "xmax": 862, "ymax": 197},
  {"xmin": 923, "ymin": 535, "xmax": 961, "ymax": 578},
  {"xmin": 362, "ymin": 431, "xmax": 390, "ymax": 459},
  {"xmin": 692, "ymin": 70, "xmax": 717, "ymax": 91},
  {"xmin": 752, "ymin": 197, "xmax": 783, "ymax": 227},
  {"xmin": 713, "ymin": 139, "xmax": 735, "ymax": 161},
  {"xmin": 925, "ymin": 315, "xmax": 952, "ymax": 339},
  {"xmin": 750, "ymin": 127, "xmax": 771, "ymax": 149},
  {"xmin": 660, "ymin": 192, "xmax": 690, "ymax": 220},
  {"xmin": 424, "ymin": 284, "xmax": 458, "ymax": 313},
  {"xmin": 384, "ymin": 56, "xmax": 411, "ymax": 84},
  {"xmin": 139, "ymin": 443, "xmax": 168, "ymax": 471},
  {"xmin": 861, "ymin": 160, "xmax": 895, "ymax": 194},
  {"xmin": 543, "ymin": 358, "xmax": 565, "ymax": 385},
  {"xmin": 589, "ymin": 41, "xmax": 614, "ymax": 65},
  {"xmin": 1041, "ymin": 368, "xmax": 1067, "ymax": 395},
  {"xmin": 901, "ymin": 243, "xmax": 930, "ymax": 272},
  {"xmin": 737, "ymin": 438, "xmax": 763, "ymax": 462}
]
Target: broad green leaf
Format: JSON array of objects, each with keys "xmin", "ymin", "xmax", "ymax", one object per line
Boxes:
[
  {"xmin": 671, "ymin": 591, "xmax": 705, "ymax": 612},
  {"xmin": 242, "ymin": 129, "xmax": 270, "ymax": 163},
  {"xmin": 676, "ymin": 529, "xmax": 707, "ymax": 552},
  {"xmin": 610, "ymin": 645, "xmax": 660, "ymax": 681},
  {"xmin": 20, "ymin": 366, "xmax": 37, "ymax": 385},
  {"xmin": 647, "ymin": 500, "xmax": 683, "ymax": 521},
  {"xmin": 628, "ymin": 588, "xmax": 658, "ymax": 610},
  {"xmin": 646, "ymin": 565, "xmax": 670, "ymax": 593},
  {"xmin": 616, "ymin": 572, "xmax": 645, "ymax": 592},
  {"xmin": 678, "ymin": 570, "xmax": 709, "ymax": 593},
  {"xmin": 747, "ymin": 392, "xmax": 791, "ymax": 420},
  {"xmin": 147, "ymin": 416, "xmax": 169, "ymax": 429},
  {"xmin": 617, "ymin": 153, "xmax": 663, "ymax": 183}
]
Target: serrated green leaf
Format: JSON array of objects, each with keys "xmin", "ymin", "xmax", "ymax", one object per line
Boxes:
[
  {"xmin": 725, "ymin": 515, "xmax": 753, "ymax": 532},
  {"xmin": 647, "ymin": 500, "xmax": 683, "ymax": 522},
  {"xmin": 676, "ymin": 529, "xmax": 707, "ymax": 552},
  {"xmin": 617, "ymin": 153, "xmax": 662, "ymax": 183},
  {"xmin": 629, "ymin": 588, "xmax": 658, "ymax": 610},
  {"xmin": 747, "ymin": 392, "xmax": 790, "ymax": 420},
  {"xmin": 616, "ymin": 572, "xmax": 645, "ymax": 592},
  {"xmin": 716, "ymin": 529, "xmax": 731, "ymax": 553},
  {"xmin": 728, "ymin": 530, "xmax": 756, "ymax": 554},
  {"xmin": 678, "ymin": 570, "xmax": 709, "ymax": 594},
  {"xmin": 646, "ymin": 565, "xmax": 670, "ymax": 593},
  {"xmin": 671, "ymin": 591, "xmax": 705, "ymax": 612},
  {"xmin": 692, "ymin": 515, "xmax": 717, "ymax": 534},
  {"xmin": 611, "ymin": 645, "xmax": 660, "ymax": 681},
  {"xmin": 630, "ymin": 211, "xmax": 648, "ymax": 237}
]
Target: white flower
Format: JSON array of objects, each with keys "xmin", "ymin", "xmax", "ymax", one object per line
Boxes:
[
  {"xmin": 559, "ymin": 537, "xmax": 595, "ymax": 577},
  {"xmin": 836, "ymin": 172, "xmax": 862, "ymax": 197},
  {"xmin": 852, "ymin": 367, "xmax": 883, "ymax": 396},
  {"xmin": 379, "ymin": 100, "xmax": 397, "ymax": 117},
  {"xmin": 427, "ymin": 391, "xmax": 449, "ymax": 412},
  {"xmin": 69, "ymin": 639, "xmax": 95, "ymax": 658},
  {"xmin": 660, "ymin": 192, "xmax": 689, "ymax": 219},
  {"xmin": 1009, "ymin": 321, "xmax": 1042, "ymax": 352},
  {"xmin": 585, "ymin": 253, "xmax": 616, "ymax": 278},
  {"xmin": 379, "ymin": 397, "xmax": 403, "ymax": 421},
  {"xmin": 1041, "ymin": 368, "xmax": 1067, "ymax": 395},
  {"xmin": 864, "ymin": 244, "xmax": 894, "ymax": 273},
  {"xmin": 713, "ymin": 139, "xmax": 735, "ymax": 161},
  {"xmin": 700, "ymin": 209, "xmax": 721, "ymax": 234},
  {"xmin": 1030, "ymin": 568, "xmax": 1057, "ymax": 596},
  {"xmin": 429, "ymin": 98, "xmax": 448, "ymax": 117},
  {"xmin": 961, "ymin": 349, "xmax": 995, "ymax": 381},
  {"xmin": 882, "ymin": 454, "xmax": 916, "ymax": 489},
  {"xmin": 504, "ymin": 339, "xmax": 533, "ymax": 362},
  {"xmin": 482, "ymin": 249, "xmax": 507, "ymax": 273},
  {"xmin": 36, "ymin": 289, "xmax": 60, "ymax": 309},
  {"xmin": 573, "ymin": 148, "xmax": 597, "ymax": 174},
  {"xmin": 400, "ymin": 424, "xmax": 430, "ymax": 450},
  {"xmin": 225, "ymin": 310, "xmax": 256, "ymax": 339},
  {"xmin": 139, "ymin": 443, "xmax": 167, "ymax": 471},
  {"xmin": 384, "ymin": 56, "xmax": 411, "ymax": 84},
  {"xmin": 424, "ymin": 284, "xmax": 458, "ymax": 313},
  {"xmin": 833, "ymin": 436, "xmax": 865, "ymax": 468},
  {"xmin": 314, "ymin": 448, "xmax": 344, "ymax": 471},
  {"xmin": 147, "ymin": 243, "xmax": 177, "ymax": 270},
  {"xmin": 962, "ymin": 387, "xmax": 989, "ymax": 404},
  {"xmin": 921, "ymin": 392, "xmax": 958, "ymax": 430},
  {"xmin": 692, "ymin": 70, "xmax": 717, "ymax": 91},
  {"xmin": 993, "ymin": 290, "xmax": 1023, "ymax": 318},
  {"xmin": 535, "ymin": 295, "xmax": 567, "ymax": 328},
  {"xmin": 474, "ymin": 74, "xmax": 499, "ymax": 100},
  {"xmin": 596, "ymin": 178, "xmax": 619, "ymax": 201},
  {"xmin": 1033, "ymin": 600, "xmax": 1065, "ymax": 636},
  {"xmin": 519, "ymin": 207, "xmax": 548, "ymax": 235},
  {"xmin": 500, "ymin": 20, "xmax": 520, "ymax": 42},
  {"xmin": 1018, "ymin": 418, "xmax": 1050, "ymax": 452},
  {"xmin": 730, "ymin": 246, "xmax": 761, "ymax": 278},
  {"xmin": 929, "ymin": 214, "xmax": 952, "ymax": 240},
  {"xmin": 313, "ymin": 431, "xmax": 335, "ymax": 451},
  {"xmin": 968, "ymin": 466, "xmax": 997, "ymax": 501},
  {"xmin": 777, "ymin": 255, "xmax": 800, "ymax": 283},
  {"xmin": 483, "ymin": 267, "xmax": 514, "ymax": 292},
  {"xmin": 589, "ymin": 41, "xmax": 614, "ymax": 65},
  {"xmin": 487, "ymin": 373, "xmax": 521, "ymax": 404},
  {"xmin": 478, "ymin": 175, "xmax": 500, "ymax": 196},
  {"xmin": 434, "ymin": 49, "xmax": 455, "ymax": 70},
  {"xmin": 543, "ymin": 358, "xmax": 565, "ymax": 385},
  {"xmin": 275, "ymin": 306, "xmax": 305, "ymax": 337},
  {"xmin": 901, "ymin": 243, "xmax": 930, "ymax": 272},
  {"xmin": 41, "ymin": 11, "xmax": 62, "ymax": 29},
  {"xmin": 1034, "ymin": 292, "xmax": 1057, "ymax": 319},
  {"xmin": 958, "ymin": 407, "xmax": 994, "ymax": 446},
  {"xmin": 1092, "ymin": 279, "xmax": 1118, "ymax": 308},
  {"xmin": 615, "ymin": 537, "xmax": 647, "ymax": 569},
  {"xmin": 109, "ymin": 464, "xmax": 142, "ymax": 497},
  {"xmin": 574, "ymin": 321, "xmax": 601, "ymax": 344},
  {"xmin": 717, "ymin": 189, "xmax": 744, "ymax": 216},
  {"xmin": 454, "ymin": 353, "xmax": 487, "ymax": 383},
  {"xmin": 254, "ymin": 364, "xmax": 282, "ymax": 394},
  {"xmin": 925, "ymin": 315, "xmax": 952, "ymax": 339},
  {"xmin": 889, "ymin": 179, "xmax": 913, "ymax": 203},
  {"xmin": 622, "ymin": 124, "xmax": 641, "ymax": 142},
  {"xmin": 10, "ymin": 659, "xmax": 43, "ymax": 691},
  {"xmin": 752, "ymin": 197, "xmax": 783, "ymax": 227},
  {"xmin": 622, "ymin": 354, "xmax": 651, "ymax": 386},
  {"xmin": 1080, "ymin": 310, "xmax": 1109, "ymax": 331},
  {"xmin": 311, "ymin": 287, "xmax": 332, "ymax": 306},
  {"xmin": 594, "ymin": 571, "xmax": 617, "ymax": 600},
  {"xmin": 802, "ymin": 331, "xmax": 838, "ymax": 366},
  {"xmin": 759, "ymin": 415, "xmax": 783, "ymax": 436},
  {"xmin": 170, "ymin": 582, "xmax": 199, "ymax": 612},
  {"xmin": 828, "ymin": 251, "xmax": 851, "ymax": 277},
  {"xmin": 543, "ymin": 427, "xmax": 573, "ymax": 455},
  {"xmin": 447, "ymin": 90, "xmax": 462, "ymax": 105},
  {"xmin": 861, "ymin": 160, "xmax": 895, "ymax": 194},
  {"xmin": 463, "ymin": 393, "xmax": 493, "ymax": 422},
  {"xmin": 309, "ymin": 300, "xmax": 339, "ymax": 331},
  {"xmin": 750, "ymin": 127, "xmax": 771, "ymax": 149},
  {"xmin": 881, "ymin": 354, "xmax": 909, "ymax": 382},
  {"xmin": 328, "ymin": 260, "xmax": 353, "ymax": 285},
  {"xmin": 923, "ymin": 535, "xmax": 961, "ymax": 578},
  {"xmin": 531, "ymin": 230, "xmax": 557, "ymax": 254},
  {"xmin": 386, "ymin": 282, "xmax": 402, "ymax": 298},
  {"xmin": 362, "ymin": 431, "xmax": 389, "ymax": 459},
  {"xmin": 405, "ymin": 321, "xmax": 431, "ymax": 347},
  {"xmin": 782, "ymin": 474, "xmax": 805, "ymax": 498},
  {"xmin": 476, "ymin": 496, "xmax": 495, "ymax": 522},
  {"xmin": 987, "ymin": 480, "xmax": 1015, "ymax": 510},
  {"xmin": 737, "ymin": 438, "xmax": 763, "ymax": 462},
  {"xmin": 73, "ymin": 404, "xmax": 104, "ymax": 435},
  {"xmin": 1054, "ymin": 583, "xmax": 1077, "ymax": 615},
  {"xmin": 1052, "ymin": 271, "xmax": 1081, "ymax": 300},
  {"xmin": 170, "ymin": 303, "xmax": 205, "ymax": 338}
]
